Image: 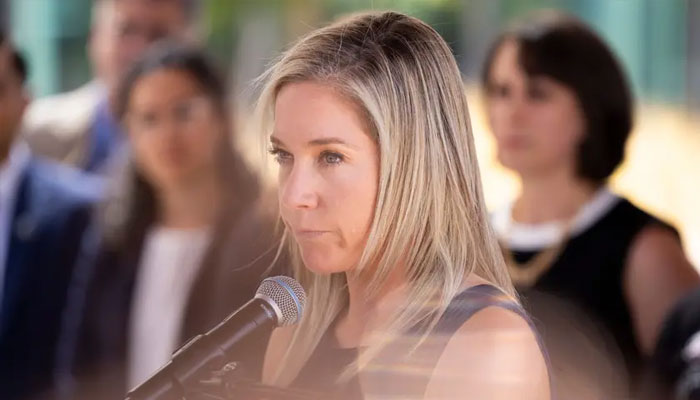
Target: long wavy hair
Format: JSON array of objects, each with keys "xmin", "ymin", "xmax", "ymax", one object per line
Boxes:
[{"xmin": 255, "ymin": 11, "xmax": 515, "ymax": 385}]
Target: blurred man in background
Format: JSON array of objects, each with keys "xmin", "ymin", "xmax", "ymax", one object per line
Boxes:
[
  {"xmin": 21, "ymin": 0, "xmax": 201, "ymax": 173},
  {"xmin": 0, "ymin": 33, "xmax": 99, "ymax": 400}
]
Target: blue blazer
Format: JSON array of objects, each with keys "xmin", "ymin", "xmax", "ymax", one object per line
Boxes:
[{"xmin": 0, "ymin": 158, "xmax": 100, "ymax": 400}]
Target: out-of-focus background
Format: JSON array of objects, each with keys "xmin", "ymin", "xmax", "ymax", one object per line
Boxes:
[{"xmin": 4, "ymin": 0, "xmax": 699, "ymax": 267}]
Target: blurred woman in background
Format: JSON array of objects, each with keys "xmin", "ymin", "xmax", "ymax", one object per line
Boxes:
[
  {"xmin": 482, "ymin": 10, "xmax": 699, "ymax": 396},
  {"xmin": 258, "ymin": 11, "xmax": 550, "ymax": 399},
  {"xmin": 57, "ymin": 43, "xmax": 283, "ymax": 399}
]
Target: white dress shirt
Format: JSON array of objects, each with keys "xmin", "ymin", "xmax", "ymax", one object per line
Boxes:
[{"xmin": 128, "ymin": 226, "xmax": 211, "ymax": 390}]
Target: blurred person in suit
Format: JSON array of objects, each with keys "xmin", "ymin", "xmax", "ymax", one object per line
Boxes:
[
  {"xmin": 21, "ymin": 0, "xmax": 201, "ymax": 173},
  {"xmin": 0, "ymin": 33, "xmax": 100, "ymax": 400},
  {"xmin": 482, "ymin": 10, "xmax": 699, "ymax": 396},
  {"xmin": 55, "ymin": 42, "xmax": 284, "ymax": 400}
]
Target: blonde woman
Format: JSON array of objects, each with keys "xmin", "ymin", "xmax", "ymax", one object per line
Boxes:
[{"xmin": 257, "ymin": 11, "xmax": 550, "ymax": 399}]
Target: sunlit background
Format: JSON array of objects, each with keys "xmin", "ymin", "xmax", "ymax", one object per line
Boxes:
[{"xmin": 3, "ymin": 0, "xmax": 699, "ymax": 266}]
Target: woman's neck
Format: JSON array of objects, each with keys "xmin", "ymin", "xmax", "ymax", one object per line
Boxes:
[
  {"xmin": 335, "ymin": 269, "xmax": 407, "ymax": 348},
  {"xmin": 514, "ymin": 168, "xmax": 599, "ymax": 224},
  {"xmin": 156, "ymin": 173, "xmax": 222, "ymax": 229}
]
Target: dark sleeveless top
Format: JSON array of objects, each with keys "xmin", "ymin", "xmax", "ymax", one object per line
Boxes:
[
  {"xmin": 291, "ymin": 284, "xmax": 549, "ymax": 399},
  {"xmin": 508, "ymin": 198, "xmax": 677, "ymax": 382}
]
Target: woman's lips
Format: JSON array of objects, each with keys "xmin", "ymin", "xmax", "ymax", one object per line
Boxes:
[
  {"xmin": 295, "ymin": 230, "xmax": 330, "ymax": 239},
  {"xmin": 497, "ymin": 134, "xmax": 529, "ymax": 150}
]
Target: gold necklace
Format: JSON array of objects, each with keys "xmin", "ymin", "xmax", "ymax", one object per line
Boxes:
[{"xmin": 501, "ymin": 216, "xmax": 576, "ymax": 288}]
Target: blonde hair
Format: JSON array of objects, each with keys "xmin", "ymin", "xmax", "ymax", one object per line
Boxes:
[{"xmin": 255, "ymin": 10, "xmax": 515, "ymax": 385}]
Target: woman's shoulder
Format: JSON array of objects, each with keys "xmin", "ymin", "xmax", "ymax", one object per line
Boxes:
[
  {"xmin": 215, "ymin": 192, "xmax": 287, "ymax": 273},
  {"xmin": 420, "ymin": 279, "xmax": 550, "ymax": 399},
  {"xmin": 605, "ymin": 196, "xmax": 678, "ymax": 235},
  {"xmin": 436, "ymin": 281, "xmax": 534, "ymax": 341},
  {"xmin": 425, "ymin": 303, "xmax": 551, "ymax": 399},
  {"xmin": 223, "ymin": 189, "xmax": 283, "ymax": 246}
]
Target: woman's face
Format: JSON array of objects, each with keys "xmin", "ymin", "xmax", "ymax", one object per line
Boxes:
[
  {"xmin": 271, "ymin": 82, "xmax": 379, "ymax": 275},
  {"xmin": 125, "ymin": 68, "xmax": 222, "ymax": 191},
  {"xmin": 485, "ymin": 39, "xmax": 586, "ymax": 178}
]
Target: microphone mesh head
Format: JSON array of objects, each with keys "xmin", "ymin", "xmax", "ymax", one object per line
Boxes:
[{"xmin": 256, "ymin": 276, "xmax": 306, "ymax": 326}]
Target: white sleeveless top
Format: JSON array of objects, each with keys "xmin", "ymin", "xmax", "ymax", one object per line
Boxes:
[
  {"xmin": 491, "ymin": 187, "xmax": 621, "ymax": 251},
  {"xmin": 127, "ymin": 226, "xmax": 211, "ymax": 389}
]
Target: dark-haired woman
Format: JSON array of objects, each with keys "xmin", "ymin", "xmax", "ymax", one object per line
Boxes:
[
  {"xmin": 56, "ymin": 43, "xmax": 283, "ymax": 399},
  {"xmin": 482, "ymin": 11, "xmax": 699, "ymax": 394}
]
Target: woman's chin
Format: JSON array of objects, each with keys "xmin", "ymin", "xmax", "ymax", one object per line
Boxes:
[
  {"xmin": 497, "ymin": 154, "xmax": 545, "ymax": 176},
  {"xmin": 300, "ymin": 252, "xmax": 349, "ymax": 275}
]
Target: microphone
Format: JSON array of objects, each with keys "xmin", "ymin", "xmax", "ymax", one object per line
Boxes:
[{"xmin": 125, "ymin": 276, "xmax": 306, "ymax": 400}]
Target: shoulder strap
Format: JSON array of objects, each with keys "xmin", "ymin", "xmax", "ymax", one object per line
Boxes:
[
  {"xmin": 432, "ymin": 284, "xmax": 524, "ymax": 334},
  {"xmin": 363, "ymin": 285, "xmax": 552, "ymax": 399}
]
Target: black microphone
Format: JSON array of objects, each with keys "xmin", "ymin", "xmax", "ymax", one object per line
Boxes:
[{"xmin": 125, "ymin": 276, "xmax": 306, "ymax": 400}]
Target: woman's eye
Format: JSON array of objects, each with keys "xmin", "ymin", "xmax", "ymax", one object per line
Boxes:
[
  {"xmin": 528, "ymin": 87, "xmax": 548, "ymax": 101},
  {"xmin": 174, "ymin": 104, "xmax": 193, "ymax": 120},
  {"xmin": 321, "ymin": 151, "xmax": 344, "ymax": 165},
  {"xmin": 487, "ymin": 81, "xmax": 511, "ymax": 99},
  {"xmin": 268, "ymin": 147, "xmax": 293, "ymax": 164},
  {"xmin": 527, "ymin": 80, "xmax": 553, "ymax": 101},
  {"xmin": 130, "ymin": 113, "xmax": 158, "ymax": 131}
]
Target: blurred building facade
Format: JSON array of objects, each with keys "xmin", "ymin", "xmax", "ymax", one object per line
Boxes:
[
  {"xmin": 4, "ymin": 0, "xmax": 700, "ymax": 266},
  {"xmin": 4, "ymin": 0, "xmax": 698, "ymax": 106}
]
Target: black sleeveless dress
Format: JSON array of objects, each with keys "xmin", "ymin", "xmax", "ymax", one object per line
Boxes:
[
  {"xmin": 506, "ymin": 197, "xmax": 678, "ymax": 390},
  {"xmin": 291, "ymin": 284, "xmax": 549, "ymax": 399}
]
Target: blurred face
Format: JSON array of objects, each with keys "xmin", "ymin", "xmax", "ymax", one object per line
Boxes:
[
  {"xmin": 485, "ymin": 39, "xmax": 586, "ymax": 177},
  {"xmin": 0, "ymin": 45, "xmax": 28, "ymax": 160},
  {"xmin": 125, "ymin": 69, "xmax": 222, "ymax": 191},
  {"xmin": 90, "ymin": 0, "xmax": 190, "ymax": 91},
  {"xmin": 271, "ymin": 82, "xmax": 379, "ymax": 275}
]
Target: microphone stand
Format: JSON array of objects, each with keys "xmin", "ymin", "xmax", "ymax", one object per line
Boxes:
[
  {"xmin": 126, "ymin": 299, "xmax": 279, "ymax": 400},
  {"xmin": 141, "ymin": 361, "xmax": 327, "ymax": 400}
]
